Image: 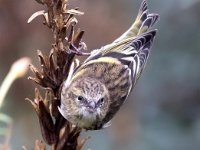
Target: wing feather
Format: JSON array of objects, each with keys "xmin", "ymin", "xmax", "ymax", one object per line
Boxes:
[{"xmin": 83, "ymin": 30, "xmax": 157, "ymax": 84}]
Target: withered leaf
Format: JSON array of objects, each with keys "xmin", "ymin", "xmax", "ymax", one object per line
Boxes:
[
  {"xmin": 63, "ymin": 9, "xmax": 84, "ymax": 16},
  {"xmin": 28, "ymin": 10, "xmax": 49, "ymax": 25}
]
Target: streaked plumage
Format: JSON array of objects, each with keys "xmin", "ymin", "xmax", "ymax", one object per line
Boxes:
[{"xmin": 58, "ymin": 0, "xmax": 159, "ymax": 130}]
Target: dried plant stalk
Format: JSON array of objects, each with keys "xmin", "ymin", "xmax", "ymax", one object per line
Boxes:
[{"xmin": 26, "ymin": 0, "xmax": 89, "ymax": 149}]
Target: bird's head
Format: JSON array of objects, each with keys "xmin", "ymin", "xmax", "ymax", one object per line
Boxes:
[{"xmin": 59, "ymin": 77, "xmax": 110, "ymax": 128}]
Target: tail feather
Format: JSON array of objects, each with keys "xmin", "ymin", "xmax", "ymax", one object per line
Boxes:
[
  {"xmin": 139, "ymin": 0, "xmax": 148, "ymax": 13},
  {"xmin": 138, "ymin": 13, "xmax": 159, "ymax": 35},
  {"xmin": 114, "ymin": 0, "xmax": 159, "ymax": 43},
  {"xmin": 126, "ymin": 30, "xmax": 157, "ymax": 82}
]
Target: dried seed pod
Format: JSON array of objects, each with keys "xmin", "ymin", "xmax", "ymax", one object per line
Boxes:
[{"xmin": 27, "ymin": 0, "xmax": 90, "ymax": 149}]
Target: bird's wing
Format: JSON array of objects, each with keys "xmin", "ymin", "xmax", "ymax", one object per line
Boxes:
[
  {"xmin": 82, "ymin": 30, "xmax": 157, "ymax": 84},
  {"xmin": 73, "ymin": 0, "xmax": 159, "ymax": 83}
]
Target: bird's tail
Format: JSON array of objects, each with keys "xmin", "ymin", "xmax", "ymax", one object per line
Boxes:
[{"xmin": 114, "ymin": 0, "xmax": 159, "ymax": 43}]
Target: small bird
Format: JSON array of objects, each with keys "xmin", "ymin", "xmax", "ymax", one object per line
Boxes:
[{"xmin": 58, "ymin": 0, "xmax": 159, "ymax": 130}]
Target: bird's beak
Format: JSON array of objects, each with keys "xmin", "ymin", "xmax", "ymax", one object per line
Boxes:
[{"xmin": 88, "ymin": 101, "xmax": 96, "ymax": 109}]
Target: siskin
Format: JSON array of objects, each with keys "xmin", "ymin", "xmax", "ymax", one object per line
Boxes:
[{"xmin": 58, "ymin": 0, "xmax": 159, "ymax": 130}]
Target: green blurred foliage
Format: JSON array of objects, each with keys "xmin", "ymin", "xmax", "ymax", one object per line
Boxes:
[{"xmin": 0, "ymin": 0, "xmax": 200, "ymax": 149}]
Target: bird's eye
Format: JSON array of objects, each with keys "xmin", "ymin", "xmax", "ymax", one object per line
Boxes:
[
  {"xmin": 99, "ymin": 98, "xmax": 104, "ymax": 103},
  {"xmin": 77, "ymin": 96, "xmax": 84, "ymax": 101}
]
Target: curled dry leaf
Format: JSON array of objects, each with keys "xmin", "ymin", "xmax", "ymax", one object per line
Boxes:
[
  {"xmin": 34, "ymin": 140, "xmax": 46, "ymax": 150},
  {"xmin": 27, "ymin": 10, "xmax": 49, "ymax": 25},
  {"xmin": 63, "ymin": 9, "xmax": 84, "ymax": 15},
  {"xmin": 22, "ymin": 140, "xmax": 46, "ymax": 150},
  {"xmin": 77, "ymin": 136, "xmax": 91, "ymax": 150},
  {"xmin": 26, "ymin": 88, "xmax": 56, "ymax": 144}
]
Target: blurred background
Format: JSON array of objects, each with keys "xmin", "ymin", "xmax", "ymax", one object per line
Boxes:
[{"xmin": 0, "ymin": 0, "xmax": 200, "ymax": 149}]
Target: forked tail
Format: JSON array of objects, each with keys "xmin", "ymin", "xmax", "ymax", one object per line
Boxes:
[{"xmin": 114, "ymin": 0, "xmax": 159, "ymax": 43}]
